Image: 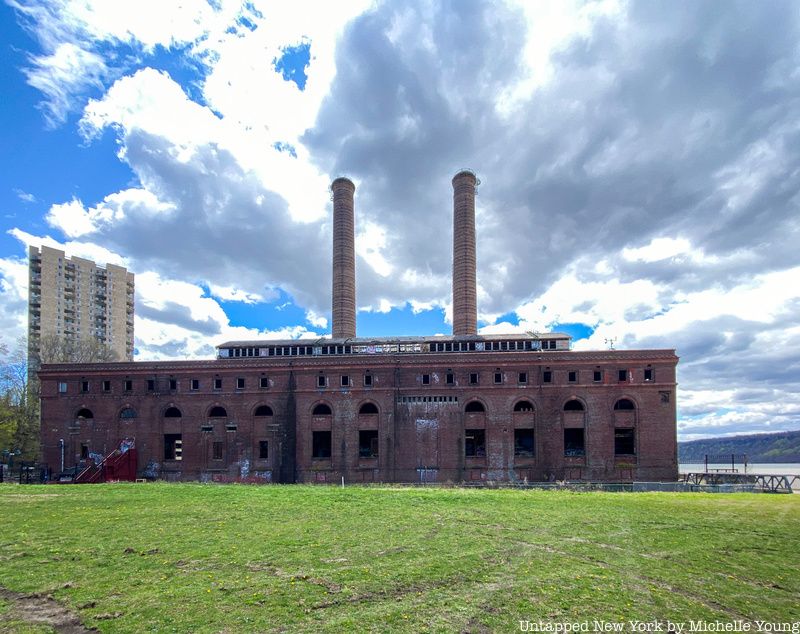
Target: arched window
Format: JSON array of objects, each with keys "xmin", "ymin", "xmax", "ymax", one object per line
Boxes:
[
  {"xmin": 76, "ymin": 408, "xmax": 94, "ymax": 419},
  {"xmin": 119, "ymin": 407, "xmax": 136, "ymax": 419},
  {"xmin": 614, "ymin": 398, "xmax": 635, "ymax": 410},
  {"xmin": 564, "ymin": 400, "xmax": 584, "ymax": 411},
  {"xmin": 359, "ymin": 402, "xmax": 378, "ymax": 415},
  {"xmin": 254, "ymin": 405, "xmax": 273, "ymax": 417},
  {"xmin": 164, "ymin": 406, "xmax": 182, "ymax": 418},
  {"xmin": 513, "ymin": 400, "xmax": 534, "ymax": 412},
  {"xmin": 209, "ymin": 406, "xmax": 228, "ymax": 418},
  {"xmin": 313, "ymin": 403, "xmax": 332, "ymax": 416},
  {"xmin": 465, "ymin": 401, "xmax": 485, "ymax": 413}
]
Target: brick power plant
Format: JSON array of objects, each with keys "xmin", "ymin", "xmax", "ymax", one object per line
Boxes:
[{"xmin": 39, "ymin": 172, "xmax": 679, "ymax": 483}]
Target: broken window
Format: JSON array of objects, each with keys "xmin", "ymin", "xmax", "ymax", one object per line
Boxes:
[
  {"xmin": 317, "ymin": 375, "xmax": 326, "ymax": 388},
  {"xmin": 164, "ymin": 434, "xmax": 182, "ymax": 461},
  {"xmin": 568, "ymin": 371, "xmax": 577, "ymax": 383},
  {"xmin": 465, "ymin": 429, "xmax": 486, "ymax": 457},
  {"xmin": 564, "ymin": 399, "xmax": 584, "ymax": 411},
  {"xmin": 341, "ymin": 375, "xmax": 350, "ymax": 387},
  {"xmin": 147, "ymin": 379, "xmax": 155, "ymax": 392},
  {"xmin": 615, "ymin": 428, "xmax": 635, "ymax": 455},
  {"xmin": 469, "ymin": 372, "xmax": 479, "ymax": 385},
  {"xmin": 200, "ymin": 425, "xmax": 213, "ymax": 433},
  {"xmin": 446, "ymin": 372, "xmax": 454, "ymax": 385},
  {"xmin": 465, "ymin": 401, "xmax": 485, "ymax": 413},
  {"xmin": 164, "ymin": 406, "xmax": 182, "ymax": 418},
  {"xmin": 494, "ymin": 372, "xmax": 502, "ymax": 384},
  {"xmin": 564, "ymin": 428, "xmax": 585, "ymax": 457},
  {"xmin": 236, "ymin": 377, "xmax": 245, "ymax": 389},
  {"xmin": 593, "ymin": 370, "xmax": 602, "ymax": 382},
  {"xmin": 359, "ymin": 402, "xmax": 378, "ymax": 415},
  {"xmin": 514, "ymin": 429, "xmax": 535, "ymax": 456},
  {"xmin": 313, "ymin": 403, "xmax": 332, "ymax": 416},
  {"xmin": 254, "ymin": 405, "xmax": 273, "ymax": 416},
  {"xmin": 76, "ymin": 408, "xmax": 93, "ymax": 419},
  {"xmin": 191, "ymin": 379, "xmax": 200, "ymax": 390},
  {"xmin": 422, "ymin": 374, "xmax": 430, "ymax": 385},
  {"xmin": 364, "ymin": 373, "xmax": 373, "ymax": 387},
  {"xmin": 212, "ymin": 441, "xmax": 223, "ymax": 460},
  {"xmin": 659, "ymin": 391, "xmax": 671, "ymax": 404},
  {"xmin": 81, "ymin": 380, "xmax": 89, "ymax": 393},
  {"xmin": 259, "ymin": 440, "xmax": 269, "ymax": 460},
  {"xmin": 259, "ymin": 376, "xmax": 269, "ymax": 389},
  {"xmin": 102, "ymin": 380, "xmax": 111, "ymax": 392},
  {"xmin": 618, "ymin": 369, "xmax": 628, "ymax": 382},
  {"xmin": 644, "ymin": 368, "xmax": 654, "ymax": 382},
  {"xmin": 81, "ymin": 444, "xmax": 89, "ymax": 460},
  {"xmin": 312, "ymin": 431, "xmax": 332, "ymax": 459},
  {"xmin": 214, "ymin": 378, "xmax": 222, "ymax": 390},
  {"xmin": 120, "ymin": 407, "xmax": 136, "ymax": 419},
  {"xmin": 169, "ymin": 378, "xmax": 177, "ymax": 391},
  {"xmin": 614, "ymin": 398, "xmax": 635, "ymax": 410},
  {"xmin": 518, "ymin": 372, "xmax": 527, "ymax": 384},
  {"xmin": 359, "ymin": 430, "xmax": 379, "ymax": 458},
  {"xmin": 209, "ymin": 405, "xmax": 227, "ymax": 418},
  {"xmin": 513, "ymin": 400, "xmax": 534, "ymax": 412},
  {"xmin": 542, "ymin": 371, "xmax": 552, "ymax": 383}
]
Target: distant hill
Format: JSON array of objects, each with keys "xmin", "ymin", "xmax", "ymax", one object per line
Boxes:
[{"xmin": 679, "ymin": 430, "xmax": 800, "ymax": 464}]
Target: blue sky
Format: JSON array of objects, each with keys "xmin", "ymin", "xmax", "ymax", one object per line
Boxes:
[{"xmin": 1, "ymin": 0, "xmax": 800, "ymax": 440}]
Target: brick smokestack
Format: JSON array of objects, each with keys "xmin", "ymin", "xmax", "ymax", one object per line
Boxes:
[
  {"xmin": 452, "ymin": 170, "xmax": 478, "ymax": 336},
  {"xmin": 331, "ymin": 177, "xmax": 356, "ymax": 339}
]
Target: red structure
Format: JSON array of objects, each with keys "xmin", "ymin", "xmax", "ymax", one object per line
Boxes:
[
  {"xmin": 39, "ymin": 172, "xmax": 679, "ymax": 484},
  {"xmin": 71, "ymin": 439, "xmax": 138, "ymax": 483}
]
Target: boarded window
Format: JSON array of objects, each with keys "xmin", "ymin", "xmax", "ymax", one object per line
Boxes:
[
  {"xmin": 212, "ymin": 441, "xmax": 223, "ymax": 460},
  {"xmin": 359, "ymin": 430, "xmax": 379, "ymax": 458},
  {"xmin": 514, "ymin": 429, "xmax": 535, "ymax": 456},
  {"xmin": 465, "ymin": 429, "xmax": 486, "ymax": 457},
  {"xmin": 312, "ymin": 431, "xmax": 332, "ymax": 459},
  {"xmin": 164, "ymin": 434, "xmax": 182, "ymax": 461},
  {"xmin": 615, "ymin": 428, "xmax": 635, "ymax": 455},
  {"xmin": 564, "ymin": 428, "xmax": 585, "ymax": 457},
  {"xmin": 259, "ymin": 440, "xmax": 269, "ymax": 460}
]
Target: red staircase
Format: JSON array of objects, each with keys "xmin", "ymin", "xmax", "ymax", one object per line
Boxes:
[{"xmin": 74, "ymin": 438, "xmax": 137, "ymax": 483}]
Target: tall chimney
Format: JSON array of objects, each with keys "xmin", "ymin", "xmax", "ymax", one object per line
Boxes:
[
  {"xmin": 331, "ymin": 177, "xmax": 356, "ymax": 339},
  {"xmin": 452, "ymin": 170, "xmax": 478, "ymax": 336}
]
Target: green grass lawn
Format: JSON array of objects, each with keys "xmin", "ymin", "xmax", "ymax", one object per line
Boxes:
[{"xmin": 1, "ymin": 484, "xmax": 798, "ymax": 633}]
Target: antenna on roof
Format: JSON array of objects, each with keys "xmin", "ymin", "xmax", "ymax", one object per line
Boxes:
[{"xmin": 604, "ymin": 337, "xmax": 617, "ymax": 350}]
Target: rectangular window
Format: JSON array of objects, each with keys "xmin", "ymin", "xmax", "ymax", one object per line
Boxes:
[
  {"xmin": 518, "ymin": 372, "xmax": 527, "ymax": 384},
  {"xmin": 58, "ymin": 381, "xmax": 68, "ymax": 393},
  {"xmin": 258, "ymin": 440, "xmax": 269, "ymax": 460},
  {"xmin": 214, "ymin": 378, "xmax": 222, "ymax": 390},
  {"xmin": 568, "ymin": 371, "xmax": 577, "ymax": 383},
  {"xmin": 644, "ymin": 368, "xmax": 654, "ymax": 382},
  {"xmin": 514, "ymin": 429, "xmax": 535, "ymax": 457},
  {"xmin": 494, "ymin": 372, "xmax": 502, "ymax": 384},
  {"xmin": 317, "ymin": 375, "xmax": 326, "ymax": 388},
  {"xmin": 446, "ymin": 372, "xmax": 454, "ymax": 385},
  {"xmin": 312, "ymin": 431, "xmax": 332, "ymax": 459},
  {"xmin": 259, "ymin": 376, "xmax": 269, "ymax": 389},
  {"xmin": 236, "ymin": 377, "xmax": 245, "ymax": 389},
  {"xmin": 341, "ymin": 375, "xmax": 350, "ymax": 387},
  {"xmin": 469, "ymin": 373, "xmax": 479, "ymax": 385},
  {"xmin": 169, "ymin": 378, "xmax": 177, "ymax": 391},
  {"xmin": 212, "ymin": 441, "xmax": 223, "ymax": 460},
  {"xmin": 147, "ymin": 379, "xmax": 155, "ymax": 392},
  {"xmin": 564, "ymin": 428, "xmax": 585, "ymax": 457},
  {"xmin": 542, "ymin": 371, "xmax": 552, "ymax": 383},
  {"xmin": 102, "ymin": 380, "xmax": 111, "ymax": 392},
  {"xmin": 124, "ymin": 379, "xmax": 133, "ymax": 391},
  {"xmin": 81, "ymin": 444, "xmax": 89, "ymax": 460},
  {"xmin": 618, "ymin": 369, "xmax": 628, "ymax": 382},
  {"xmin": 359, "ymin": 430, "xmax": 379, "ymax": 458},
  {"xmin": 363, "ymin": 373, "xmax": 373, "ymax": 386},
  {"xmin": 191, "ymin": 379, "xmax": 200, "ymax": 390},
  {"xmin": 465, "ymin": 429, "xmax": 486, "ymax": 457},
  {"xmin": 81, "ymin": 380, "xmax": 89, "ymax": 393},
  {"xmin": 164, "ymin": 434, "xmax": 182, "ymax": 461},
  {"xmin": 593, "ymin": 370, "xmax": 602, "ymax": 382},
  {"xmin": 615, "ymin": 428, "xmax": 636, "ymax": 455},
  {"xmin": 200, "ymin": 425, "xmax": 213, "ymax": 433}
]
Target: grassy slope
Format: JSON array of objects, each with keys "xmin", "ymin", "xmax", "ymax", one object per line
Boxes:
[{"xmin": 0, "ymin": 484, "xmax": 798, "ymax": 633}]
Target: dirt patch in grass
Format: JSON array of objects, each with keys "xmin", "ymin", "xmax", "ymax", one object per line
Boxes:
[{"xmin": 0, "ymin": 586, "xmax": 96, "ymax": 633}]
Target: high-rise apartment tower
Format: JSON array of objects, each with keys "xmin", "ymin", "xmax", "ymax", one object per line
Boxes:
[{"xmin": 28, "ymin": 246, "xmax": 135, "ymax": 363}]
